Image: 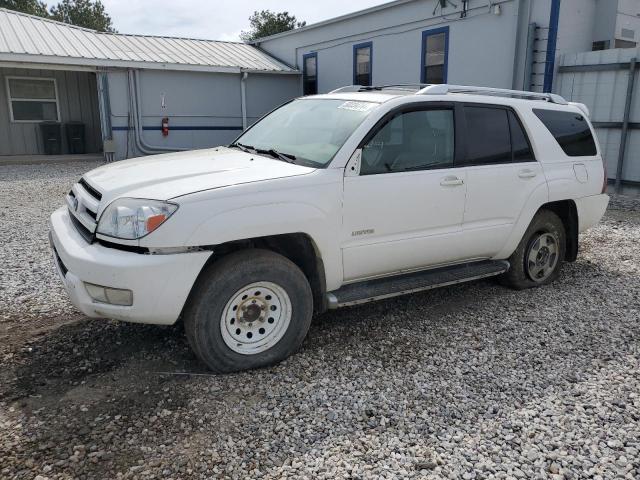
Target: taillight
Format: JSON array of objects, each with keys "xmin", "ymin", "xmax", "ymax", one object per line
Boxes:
[{"xmin": 602, "ymin": 163, "xmax": 608, "ymax": 194}]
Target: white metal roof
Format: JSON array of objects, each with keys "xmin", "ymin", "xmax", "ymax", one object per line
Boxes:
[{"xmin": 0, "ymin": 8, "xmax": 297, "ymax": 74}]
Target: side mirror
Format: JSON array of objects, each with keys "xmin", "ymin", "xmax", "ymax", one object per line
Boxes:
[{"xmin": 345, "ymin": 149, "xmax": 362, "ymax": 177}]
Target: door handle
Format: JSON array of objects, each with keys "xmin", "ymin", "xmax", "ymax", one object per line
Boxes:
[
  {"xmin": 440, "ymin": 175, "xmax": 464, "ymax": 186},
  {"xmin": 518, "ymin": 169, "xmax": 537, "ymax": 179}
]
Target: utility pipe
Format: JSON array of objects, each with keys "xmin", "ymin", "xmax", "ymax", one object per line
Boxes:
[
  {"xmin": 129, "ymin": 69, "xmax": 187, "ymax": 154},
  {"xmin": 240, "ymin": 71, "xmax": 248, "ymax": 130}
]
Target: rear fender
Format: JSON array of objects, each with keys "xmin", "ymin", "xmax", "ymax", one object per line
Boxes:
[{"xmin": 494, "ymin": 181, "xmax": 549, "ymax": 259}]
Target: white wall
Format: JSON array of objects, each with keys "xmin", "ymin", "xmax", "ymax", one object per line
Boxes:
[
  {"xmin": 594, "ymin": 0, "xmax": 618, "ymax": 46},
  {"xmin": 258, "ymin": 0, "xmax": 626, "ymax": 96},
  {"xmin": 258, "ymin": 0, "xmax": 522, "ymax": 92},
  {"xmin": 615, "ymin": 0, "xmax": 640, "ymax": 44}
]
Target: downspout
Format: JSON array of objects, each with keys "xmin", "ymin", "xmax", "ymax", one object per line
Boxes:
[
  {"xmin": 511, "ymin": 0, "xmax": 530, "ymax": 89},
  {"xmin": 96, "ymin": 71, "xmax": 114, "ymax": 162},
  {"xmin": 543, "ymin": 0, "xmax": 561, "ymax": 93},
  {"xmin": 129, "ymin": 69, "xmax": 187, "ymax": 154},
  {"xmin": 523, "ymin": 22, "xmax": 537, "ymax": 91},
  {"xmin": 240, "ymin": 71, "xmax": 248, "ymax": 130}
]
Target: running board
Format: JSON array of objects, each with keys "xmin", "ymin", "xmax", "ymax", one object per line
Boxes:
[{"xmin": 326, "ymin": 260, "xmax": 510, "ymax": 309}]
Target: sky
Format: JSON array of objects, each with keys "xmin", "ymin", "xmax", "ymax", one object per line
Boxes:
[{"xmin": 101, "ymin": 1, "xmax": 389, "ymax": 41}]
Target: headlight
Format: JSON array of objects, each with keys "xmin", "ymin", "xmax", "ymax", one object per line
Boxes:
[{"xmin": 97, "ymin": 198, "xmax": 178, "ymax": 240}]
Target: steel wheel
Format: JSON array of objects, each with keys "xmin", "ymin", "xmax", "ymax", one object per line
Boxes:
[
  {"xmin": 525, "ymin": 232, "xmax": 559, "ymax": 282},
  {"xmin": 220, "ymin": 281, "xmax": 292, "ymax": 355}
]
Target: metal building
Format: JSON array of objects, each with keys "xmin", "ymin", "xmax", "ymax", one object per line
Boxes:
[
  {"xmin": 0, "ymin": 8, "xmax": 299, "ymax": 161},
  {"xmin": 254, "ymin": 0, "xmax": 640, "ymax": 95}
]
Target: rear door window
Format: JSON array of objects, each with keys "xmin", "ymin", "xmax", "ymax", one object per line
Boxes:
[
  {"xmin": 533, "ymin": 109, "xmax": 597, "ymax": 157},
  {"xmin": 461, "ymin": 106, "xmax": 512, "ymax": 166}
]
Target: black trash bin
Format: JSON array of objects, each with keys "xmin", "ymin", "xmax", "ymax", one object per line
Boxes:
[
  {"xmin": 39, "ymin": 121, "xmax": 62, "ymax": 155},
  {"xmin": 65, "ymin": 122, "xmax": 86, "ymax": 154}
]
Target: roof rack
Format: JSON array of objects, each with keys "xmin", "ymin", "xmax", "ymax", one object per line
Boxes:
[
  {"xmin": 417, "ymin": 84, "xmax": 568, "ymax": 105},
  {"xmin": 329, "ymin": 84, "xmax": 428, "ymax": 93}
]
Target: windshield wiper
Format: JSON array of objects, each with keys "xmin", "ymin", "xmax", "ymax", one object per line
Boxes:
[
  {"xmin": 231, "ymin": 143, "xmax": 296, "ymax": 163},
  {"xmin": 230, "ymin": 142, "xmax": 256, "ymax": 154},
  {"xmin": 256, "ymin": 148, "xmax": 297, "ymax": 164}
]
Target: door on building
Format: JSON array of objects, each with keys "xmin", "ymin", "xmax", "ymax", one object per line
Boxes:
[{"xmin": 341, "ymin": 103, "xmax": 467, "ymax": 281}]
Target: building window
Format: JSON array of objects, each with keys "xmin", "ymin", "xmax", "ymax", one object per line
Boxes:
[
  {"xmin": 421, "ymin": 26, "xmax": 449, "ymax": 84},
  {"xmin": 303, "ymin": 52, "xmax": 318, "ymax": 95},
  {"xmin": 614, "ymin": 39, "xmax": 637, "ymax": 49},
  {"xmin": 621, "ymin": 28, "xmax": 635, "ymax": 40},
  {"xmin": 6, "ymin": 77, "xmax": 59, "ymax": 122},
  {"xmin": 353, "ymin": 41, "xmax": 372, "ymax": 86},
  {"xmin": 592, "ymin": 40, "xmax": 610, "ymax": 51}
]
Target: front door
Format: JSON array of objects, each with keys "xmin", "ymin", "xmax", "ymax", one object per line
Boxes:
[{"xmin": 342, "ymin": 105, "xmax": 467, "ymax": 281}]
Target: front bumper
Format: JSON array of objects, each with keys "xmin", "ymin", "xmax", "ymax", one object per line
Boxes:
[{"xmin": 49, "ymin": 207, "xmax": 212, "ymax": 325}]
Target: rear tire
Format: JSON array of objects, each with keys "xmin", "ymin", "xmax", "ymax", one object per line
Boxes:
[
  {"xmin": 183, "ymin": 249, "xmax": 313, "ymax": 373},
  {"xmin": 499, "ymin": 210, "xmax": 566, "ymax": 290}
]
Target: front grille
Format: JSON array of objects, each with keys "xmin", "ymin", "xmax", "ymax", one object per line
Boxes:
[
  {"xmin": 79, "ymin": 178, "xmax": 102, "ymax": 201},
  {"xmin": 67, "ymin": 178, "xmax": 102, "ymax": 243},
  {"xmin": 69, "ymin": 209, "xmax": 95, "ymax": 243}
]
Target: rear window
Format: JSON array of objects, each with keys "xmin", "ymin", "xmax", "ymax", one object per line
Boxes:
[{"xmin": 533, "ymin": 109, "xmax": 597, "ymax": 157}]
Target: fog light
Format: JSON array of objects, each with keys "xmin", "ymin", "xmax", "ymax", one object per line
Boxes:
[{"xmin": 84, "ymin": 283, "xmax": 133, "ymax": 306}]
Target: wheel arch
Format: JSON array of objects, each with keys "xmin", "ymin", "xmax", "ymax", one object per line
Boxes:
[
  {"xmin": 183, "ymin": 232, "xmax": 328, "ymax": 319},
  {"xmin": 496, "ymin": 197, "xmax": 579, "ymax": 262},
  {"xmin": 537, "ymin": 199, "xmax": 579, "ymax": 262}
]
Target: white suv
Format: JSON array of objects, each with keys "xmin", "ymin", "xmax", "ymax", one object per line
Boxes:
[{"xmin": 49, "ymin": 84, "xmax": 609, "ymax": 372}]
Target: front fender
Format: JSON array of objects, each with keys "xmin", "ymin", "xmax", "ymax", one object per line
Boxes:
[{"xmin": 187, "ymin": 202, "xmax": 342, "ymax": 290}]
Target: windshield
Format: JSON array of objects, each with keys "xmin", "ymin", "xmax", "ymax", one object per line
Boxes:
[{"xmin": 232, "ymin": 98, "xmax": 379, "ymax": 167}]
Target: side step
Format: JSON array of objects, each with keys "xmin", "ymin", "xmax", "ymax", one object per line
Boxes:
[{"xmin": 326, "ymin": 260, "xmax": 510, "ymax": 309}]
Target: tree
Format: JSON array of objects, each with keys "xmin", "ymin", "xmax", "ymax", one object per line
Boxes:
[
  {"xmin": 240, "ymin": 10, "xmax": 305, "ymax": 42},
  {"xmin": 0, "ymin": 0, "xmax": 49, "ymax": 17},
  {"xmin": 50, "ymin": 0, "xmax": 115, "ymax": 32}
]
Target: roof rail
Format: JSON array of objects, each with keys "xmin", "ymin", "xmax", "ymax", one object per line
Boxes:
[
  {"xmin": 329, "ymin": 84, "xmax": 429, "ymax": 94},
  {"xmin": 329, "ymin": 85, "xmax": 364, "ymax": 93},
  {"xmin": 417, "ymin": 84, "xmax": 568, "ymax": 105}
]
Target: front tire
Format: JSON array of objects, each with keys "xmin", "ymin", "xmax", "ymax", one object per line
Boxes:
[
  {"xmin": 184, "ymin": 249, "xmax": 313, "ymax": 373},
  {"xmin": 500, "ymin": 210, "xmax": 566, "ymax": 290}
]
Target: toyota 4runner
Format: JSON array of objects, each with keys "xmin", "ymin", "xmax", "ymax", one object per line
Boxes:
[{"xmin": 49, "ymin": 84, "xmax": 610, "ymax": 372}]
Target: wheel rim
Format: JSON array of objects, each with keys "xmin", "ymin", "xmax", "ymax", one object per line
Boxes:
[
  {"xmin": 525, "ymin": 232, "xmax": 559, "ymax": 282},
  {"xmin": 220, "ymin": 282, "xmax": 292, "ymax": 355}
]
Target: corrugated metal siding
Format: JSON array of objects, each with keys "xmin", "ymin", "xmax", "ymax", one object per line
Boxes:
[
  {"xmin": 106, "ymin": 69, "xmax": 301, "ymax": 160},
  {"xmin": 0, "ymin": 8, "xmax": 295, "ymax": 73},
  {"xmin": 557, "ymin": 49, "xmax": 640, "ymax": 183},
  {"xmin": 0, "ymin": 67, "xmax": 102, "ymax": 155}
]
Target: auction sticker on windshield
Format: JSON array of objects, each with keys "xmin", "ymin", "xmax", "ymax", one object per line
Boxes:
[{"xmin": 338, "ymin": 101, "xmax": 378, "ymax": 112}]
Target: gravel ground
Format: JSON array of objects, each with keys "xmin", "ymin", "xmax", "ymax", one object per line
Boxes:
[{"xmin": 0, "ymin": 161, "xmax": 639, "ymax": 479}]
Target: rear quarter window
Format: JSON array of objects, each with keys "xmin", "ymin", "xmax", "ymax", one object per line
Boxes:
[{"xmin": 533, "ymin": 109, "xmax": 597, "ymax": 157}]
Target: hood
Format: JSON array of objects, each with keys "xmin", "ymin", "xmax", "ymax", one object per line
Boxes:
[{"xmin": 84, "ymin": 147, "xmax": 316, "ymax": 204}]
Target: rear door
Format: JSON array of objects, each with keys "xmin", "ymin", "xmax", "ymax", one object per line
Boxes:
[{"xmin": 456, "ymin": 104, "xmax": 547, "ymax": 259}]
